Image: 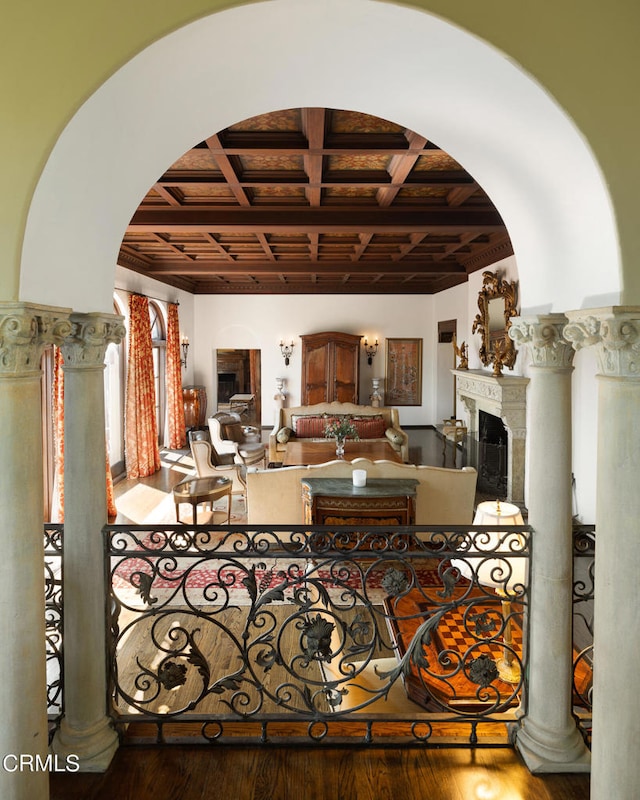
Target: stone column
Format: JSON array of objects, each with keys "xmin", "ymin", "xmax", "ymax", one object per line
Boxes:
[
  {"xmin": 0, "ymin": 303, "xmax": 71, "ymax": 800},
  {"xmin": 509, "ymin": 315, "xmax": 590, "ymax": 772},
  {"xmin": 51, "ymin": 312, "xmax": 125, "ymax": 772},
  {"xmin": 564, "ymin": 307, "xmax": 640, "ymax": 799}
]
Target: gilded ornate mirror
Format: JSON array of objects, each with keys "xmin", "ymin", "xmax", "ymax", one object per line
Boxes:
[{"xmin": 472, "ymin": 270, "xmax": 519, "ymax": 370}]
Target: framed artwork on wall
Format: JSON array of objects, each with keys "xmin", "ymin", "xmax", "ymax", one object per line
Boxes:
[{"xmin": 385, "ymin": 338, "xmax": 423, "ymax": 406}]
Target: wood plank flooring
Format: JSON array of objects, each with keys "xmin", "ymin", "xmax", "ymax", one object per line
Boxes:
[{"xmin": 50, "ymin": 744, "xmax": 590, "ymax": 800}]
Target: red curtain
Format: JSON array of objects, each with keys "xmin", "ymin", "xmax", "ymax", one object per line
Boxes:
[
  {"xmin": 166, "ymin": 303, "xmax": 187, "ymax": 450},
  {"xmin": 51, "ymin": 347, "xmax": 65, "ymax": 522},
  {"xmin": 125, "ymin": 294, "xmax": 161, "ymax": 479},
  {"xmin": 51, "ymin": 346, "xmax": 117, "ymax": 522}
]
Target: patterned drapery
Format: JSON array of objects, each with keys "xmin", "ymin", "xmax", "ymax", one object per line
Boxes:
[
  {"xmin": 166, "ymin": 303, "xmax": 187, "ymax": 450},
  {"xmin": 51, "ymin": 346, "xmax": 117, "ymax": 522},
  {"xmin": 51, "ymin": 346, "xmax": 65, "ymax": 522},
  {"xmin": 125, "ymin": 294, "xmax": 161, "ymax": 479}
]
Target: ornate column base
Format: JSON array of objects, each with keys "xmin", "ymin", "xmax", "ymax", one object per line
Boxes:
[
  {"xmin": 515, "ymin": 719, "xmax": 591, "ymax": 773},
  {"xmin": 52, "ymin": 716, "xmax": 119, "ymax": 773}
]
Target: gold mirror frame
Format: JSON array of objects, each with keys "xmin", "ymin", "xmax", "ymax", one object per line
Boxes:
[{"xmin": 472, "ymin": 270, "xmax": 519, "ymax": 370}]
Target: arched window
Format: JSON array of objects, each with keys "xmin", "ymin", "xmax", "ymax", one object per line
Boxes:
[{"xmin": 149, "ymin": 301, "xmax": 167, "ymax": 444}]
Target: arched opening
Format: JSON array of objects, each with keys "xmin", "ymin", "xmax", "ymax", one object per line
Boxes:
[{"xmin": 20, "ymin": 0, "xmax": 620, "ymax": 315}]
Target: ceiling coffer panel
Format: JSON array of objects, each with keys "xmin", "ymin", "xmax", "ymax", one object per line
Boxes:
[{"xmin": 120, "ymin": 107, "xmax": 512, "ymax": 294}]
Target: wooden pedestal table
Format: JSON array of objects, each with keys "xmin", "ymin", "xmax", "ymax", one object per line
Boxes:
[{"xmin": 173, "ymin": 475, "xmax": 232, "ymax": 525}]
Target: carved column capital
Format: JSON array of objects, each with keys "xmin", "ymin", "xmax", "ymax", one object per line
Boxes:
[
  {"xmin": 564, "ymin": 306, "xmax": 640, "ymax": 379},
  {"xmin": 509, "ymin": 314, "xmax": 574, "ymax": 369},
  {"xmin": 0, "ymin": 302, "xmax": 72, "ymax": 376},
  {"xmin": 60, "ymin": 312, "xmax": 126, "ymax": 369}
]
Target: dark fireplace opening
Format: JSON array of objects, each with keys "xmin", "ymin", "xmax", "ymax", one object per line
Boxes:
[
  {"xmin": 217, "ymin": 373, "xmax": 237, "ymax": 403},
  {"xmin": 478, "ymin": 410, "xmax": 508, "ymax": 497}
]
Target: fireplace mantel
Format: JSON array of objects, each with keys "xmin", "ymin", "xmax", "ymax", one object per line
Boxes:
[{"xmin": 453, "ymin": 369, "xmax": 529, "ymax": 504}]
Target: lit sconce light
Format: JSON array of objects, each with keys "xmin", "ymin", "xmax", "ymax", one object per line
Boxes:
[
  {"xmin": 180, "ymin": 335, "xmax": 189, "ymax": 369},
  {"xmin": 364, "ymin": 337, "xmax": 379, "ymax": 366},
  {"xmin": 280, "ymin": 340, "xmax": 294, "ymax": 366}
]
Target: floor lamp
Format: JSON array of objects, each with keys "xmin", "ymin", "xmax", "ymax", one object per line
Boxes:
[{"xmin": 453, "ymin": 499, "xmax": 526, "ymax": 683}]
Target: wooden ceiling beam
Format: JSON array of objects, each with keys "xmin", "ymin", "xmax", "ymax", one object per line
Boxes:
[
  {"xmin": 129, "ymin": 207, "xmax": 504, "ymax": 232},
  {"xmin": 204, "ymin": 134, "xmax": 251, "ymax": 207},
  {"xmin": 447, "ymin": 184, "xmax": 479, "ymax": 207},
  {"xmin": 143, "ymin": 260, "xmax": 467, "ymax": 276},
  {"xmin": 431, "ymin": 232, "xmax": 478, "ymax": 261},
  {"xmin": 201, "ymin": 232, "xmax": 235, "ymax": 262},
  {"xmin": 302, "ymin": 108, "xmax": 326, "ymax": 208},
  {"xmin": 210, "ymin": 129, "xmax": 440, "ymax": 154},
  {"xmin": 391, "ymin": 232, "xmax": 429, "ymax": 260},
  {"xmin": 155, "ymin": 171, "xmax": 475, "ymax": 187},
  {"xmin": 189, "ymin": 279, "xmax": 457, "ymax": 295},
  {"xmin": 152, "ymin": 233, "xmax": 197, "ymax": 261},
  {"xmin": 255, "ymin": 232, "xmax": 276, "ymax": 261},
  {"xmin": 352, "ymin": 233, "xmax": 373, "ymax": 261},
  {"xmin": 376, "ymin": 131, "xmax": 428, "ymax": 207},
  {"xmin": 151, "ymin": 185, "xmax": 181, "ymax": 205}
]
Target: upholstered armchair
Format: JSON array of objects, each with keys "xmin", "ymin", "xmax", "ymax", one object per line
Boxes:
[
  {"xmin": 208, "ymin": 413, "xmax": 265, "ymax": 469},
  {"xmin": 189, "ymin": 438, "xmax": 247, "ymax": 498}
]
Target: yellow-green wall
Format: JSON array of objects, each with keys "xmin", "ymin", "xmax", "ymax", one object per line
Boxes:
[{"xmin": 2, "ymin": 0, "xmax": 638, "ymax": 301}]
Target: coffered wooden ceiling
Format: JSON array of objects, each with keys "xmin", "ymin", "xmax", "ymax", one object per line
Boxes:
[{"xmin": 120, "ymin": 108, "xmax": 513, "ymax": 295}]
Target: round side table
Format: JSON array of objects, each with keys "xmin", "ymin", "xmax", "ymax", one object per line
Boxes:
[{"xmin": 172, "ymin": 475, "xmax": 232, "ymax": 525}]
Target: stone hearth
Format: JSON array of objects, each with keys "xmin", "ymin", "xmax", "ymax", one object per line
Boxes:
[{"xmin": 453, "ymin": 369, "xmax": 529, "ymax": 504}]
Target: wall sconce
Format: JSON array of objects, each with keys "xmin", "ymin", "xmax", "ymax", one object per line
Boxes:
[
  {"xmin": 364, "ymin": 338, "xmax": 379, "ymax": 366},
  {"xmin": 280, "ymin": 340, "xmax": 294, "ymax": 366},
  {"xmin": 180, "ymin": 335, "xmax": 189, "ymax": 369}
]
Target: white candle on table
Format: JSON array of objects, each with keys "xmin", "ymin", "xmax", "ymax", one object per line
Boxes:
[{"xmin": 352, "ymin": 469, "xmax": 367, "ymax": 487}]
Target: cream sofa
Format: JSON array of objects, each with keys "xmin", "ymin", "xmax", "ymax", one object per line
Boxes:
[
  {"xmin": 269, "ymin": 401, "xmax": 409, "ymax": 464},
  {"xmin": 246, "ymin": 459, "xmax": 477, "ymax": 526}
]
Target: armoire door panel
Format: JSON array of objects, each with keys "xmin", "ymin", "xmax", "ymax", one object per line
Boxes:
[
  {"xmin": 300, "ymin": 331, "xmax": 362, "ymax": 405},
  {"xmin": 302, "ymin": 342, "xmax": 330, "ymax": 405},
  {"xmin": 333, "ymin": 340, "xmax": 359, "ymax": 402}
]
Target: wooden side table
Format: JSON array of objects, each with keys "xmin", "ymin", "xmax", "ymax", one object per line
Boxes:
[
  {"xmin": 301, "ymin": 478, "xmax": 418, "ymax": 527},
  {"xmin": 172, "ymin": 476, "xmax": 232, "ymax": 524}
]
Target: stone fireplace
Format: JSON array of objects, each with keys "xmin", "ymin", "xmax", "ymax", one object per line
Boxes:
[{"xmin": 453, "ymin": 369, "xmax": 529, "ymax": 504}]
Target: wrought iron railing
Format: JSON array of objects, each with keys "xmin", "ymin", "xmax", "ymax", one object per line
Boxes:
[
  {"xmin": 572, "ymin": 523, "xmax": 595, "ymax": 745},
  {"xmin": 104, "ymin": 523, "xmax": 531, "ymax": 747},
  {"xmin": 44, "ymin": 524, "xmax": 64, "ymax": 734}
]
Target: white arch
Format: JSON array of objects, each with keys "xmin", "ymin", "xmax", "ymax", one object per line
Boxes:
[{"xmin": 21, "ymin": 0, "xmax": 620, "ymax": 313}]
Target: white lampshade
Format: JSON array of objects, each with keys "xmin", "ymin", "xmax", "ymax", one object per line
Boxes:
[
  {"xmin": 473, "ymin": 500, "xmax": 523, "ymax": 528},
  {"xmin": 453, "ymin": 500, "xmax": 526, "ymax": 595}
]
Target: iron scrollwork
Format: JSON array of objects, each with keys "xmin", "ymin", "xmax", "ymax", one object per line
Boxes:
[{"xmin": 104, "ymin": 524, "xmax": 530, "ymax": 745}]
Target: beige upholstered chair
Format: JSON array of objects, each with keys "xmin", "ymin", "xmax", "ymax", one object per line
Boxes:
[
  {"xmin": 208, "ymin": 413, "xmax": 265, "ymax": 469},
  {"xmin": 189, "ymin": 438, "xmax": 247, "ymax": 499}
]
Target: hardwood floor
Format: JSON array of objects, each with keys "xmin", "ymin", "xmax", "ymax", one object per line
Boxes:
[
  {"xmin": 50, "ymin": 743, "xmax": 590, "ymax": 800},
  {"xmin": 79, "ymin": 429, "xmax": 591, "ymax": 800}
]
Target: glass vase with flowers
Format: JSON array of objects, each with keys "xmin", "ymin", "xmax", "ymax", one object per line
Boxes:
[{"xmin": 324, "ymin": 417, "xmax": 359, "ymax": 458}]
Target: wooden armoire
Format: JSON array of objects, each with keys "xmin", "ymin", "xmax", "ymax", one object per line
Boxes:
[{"xmin": 300, "ymin": 331, "xmax": 362, "ymax": 405}]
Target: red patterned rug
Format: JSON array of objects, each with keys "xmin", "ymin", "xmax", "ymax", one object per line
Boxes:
[{"xmin": 111, "ymin": 553, "xmax": 444, "ymax": 608}]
